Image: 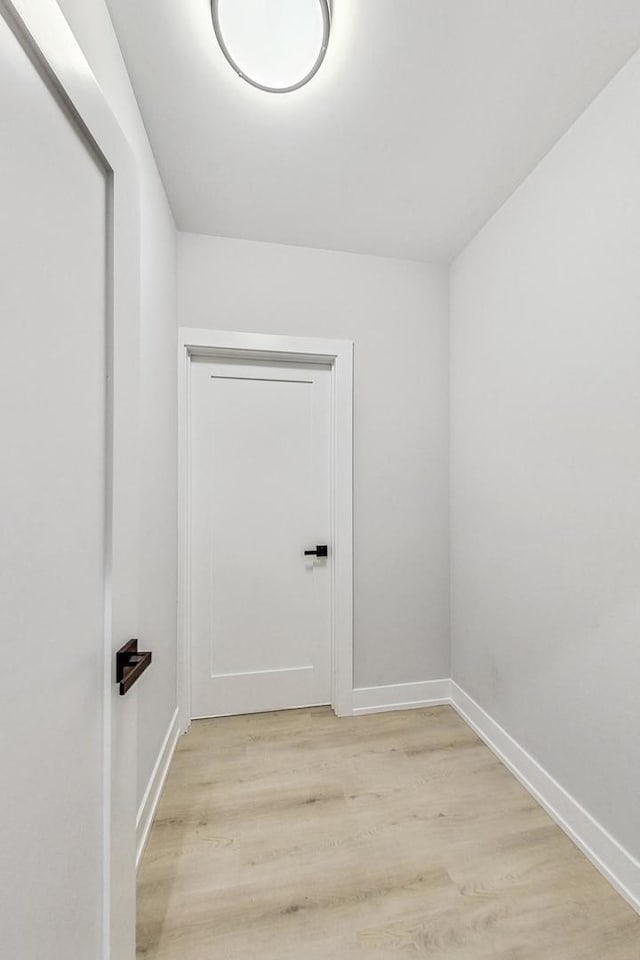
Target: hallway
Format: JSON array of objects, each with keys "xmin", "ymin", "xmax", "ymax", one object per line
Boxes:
[
  {"xmin": 5, "ymin": 3, "xmax": 640, "ymax": 955},
  {"xmin": 137, "ymin": 708, "xmax": 639, "ymax": 959}
]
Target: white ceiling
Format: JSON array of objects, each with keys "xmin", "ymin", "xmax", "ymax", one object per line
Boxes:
[{"xmin": 105, "ymin": 1, "xmax": 640, "ymax": 262}]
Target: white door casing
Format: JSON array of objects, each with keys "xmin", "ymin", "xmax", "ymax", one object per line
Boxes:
[
  {"xmin": 0, "ymin": 3, "xmax": 141, "ymax": 958},
  {"xmin": 178, "ymin": 329, "xmax": 354, "ymax": 726},
  {"xmin": 190, "ymin": 358, "xmax": 332, "ymax": 717}
]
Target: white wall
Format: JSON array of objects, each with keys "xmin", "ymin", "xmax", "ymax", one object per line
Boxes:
[
  {"xmin": 55, "ymin": 0, "xmax": 178, "ymax": 809},
  {"xmin": 451, "ymin": 50, "xmax": 640, "ymax": 859},
  {"xmin": 179, "ymin": 233, "xmax": 450, "ymax": 688}
]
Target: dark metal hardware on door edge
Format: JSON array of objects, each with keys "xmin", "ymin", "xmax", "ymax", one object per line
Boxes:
[
  {"xmin": 304, "ymin": 544, "xmax": 328, "ymax": 557},
  {"xmin": 116, "ymin": 638, "xmax": 152, "ymax": 695}
]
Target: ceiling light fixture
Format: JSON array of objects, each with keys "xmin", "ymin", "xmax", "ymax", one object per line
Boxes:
[{"xmin": 212, "ymin": 0, "xmax": 331, "ymax": 94}]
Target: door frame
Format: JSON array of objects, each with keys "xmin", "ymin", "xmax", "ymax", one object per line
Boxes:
[
  {"xmin": 178, "ymin": 328, "xmax": 354, "ymax": 727},
  {"xmin": 1, "ymin": 2, "xmax": 141, "ymax": 957}
]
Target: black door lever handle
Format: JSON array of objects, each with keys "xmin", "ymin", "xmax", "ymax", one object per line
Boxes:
[
  {"xmin": 116, "ymin": 638, "xmax": 152, "ymax": 695},
  {"xmin": 304, "ymin": 544, "xmax": 328, "ymax": 557}
]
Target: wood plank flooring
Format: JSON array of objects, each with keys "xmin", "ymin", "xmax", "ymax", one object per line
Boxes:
[{"xmin": 137, "ymin": 706, "xmax": 640, "ymax": 959}]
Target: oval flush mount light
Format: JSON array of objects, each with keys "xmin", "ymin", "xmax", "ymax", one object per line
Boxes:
[{"xmin": 212, "ymin": 0, "xmax": 331, "ymax": 94}]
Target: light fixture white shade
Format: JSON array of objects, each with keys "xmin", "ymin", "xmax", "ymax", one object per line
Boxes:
[{"xmin": 212, "ymin": 0, "xmax": 331, "ymax": 93}]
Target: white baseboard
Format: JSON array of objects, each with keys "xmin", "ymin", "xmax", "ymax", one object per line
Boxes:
[
  {"xmin": 449, "ymin": 681, "xmax": 640, "ymax": 915},
  {"xmin": 352, "ymin": 679, "xmax": 451, "ymax": 715},
  {"xmin": 136, "ymin": 707, "xmax": 180, "ymax": 871}
]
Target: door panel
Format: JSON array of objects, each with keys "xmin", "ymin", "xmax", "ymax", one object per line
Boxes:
[
  {"xmin": 0, "ymin": 11, "xmax": 137, "ymax": 959},
  {"xmin": 190, "ymin": 358, "xmax": 331, "ymax": 717}
]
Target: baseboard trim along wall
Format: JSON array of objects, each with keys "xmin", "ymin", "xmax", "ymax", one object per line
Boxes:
[
  {"xmin": 351, "ymin": 679, "xmax": 451, "ymax": 715},
  {"xmin": 448, "ymin": 681, "xmax": 640, "ymax": 915},
  {"xmin": 136, "ymin": 707, "xmax": 180, "ymax": 870}
]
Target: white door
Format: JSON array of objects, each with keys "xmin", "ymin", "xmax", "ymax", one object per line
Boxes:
[
  {"xmin": 0, "ymin": 9, "xmax": 139, "ymax": 960},
  {"xmin": 189, "ymin": 357, "xmax": 332, "ymax": 718}
]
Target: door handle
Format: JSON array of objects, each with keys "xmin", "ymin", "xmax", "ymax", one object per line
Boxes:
[
  {"xmin": 116, "ymin": 638, "xmax": 152, "ymax": 695},
  {"xmin": 304, "ymin": 545, "xmax": 328, "ymax": 557}
]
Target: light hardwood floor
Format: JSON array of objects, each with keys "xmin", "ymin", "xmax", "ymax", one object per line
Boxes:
[{"xmin": 137, "ymin": 706, "xmax": 640, "ymax": 959}]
